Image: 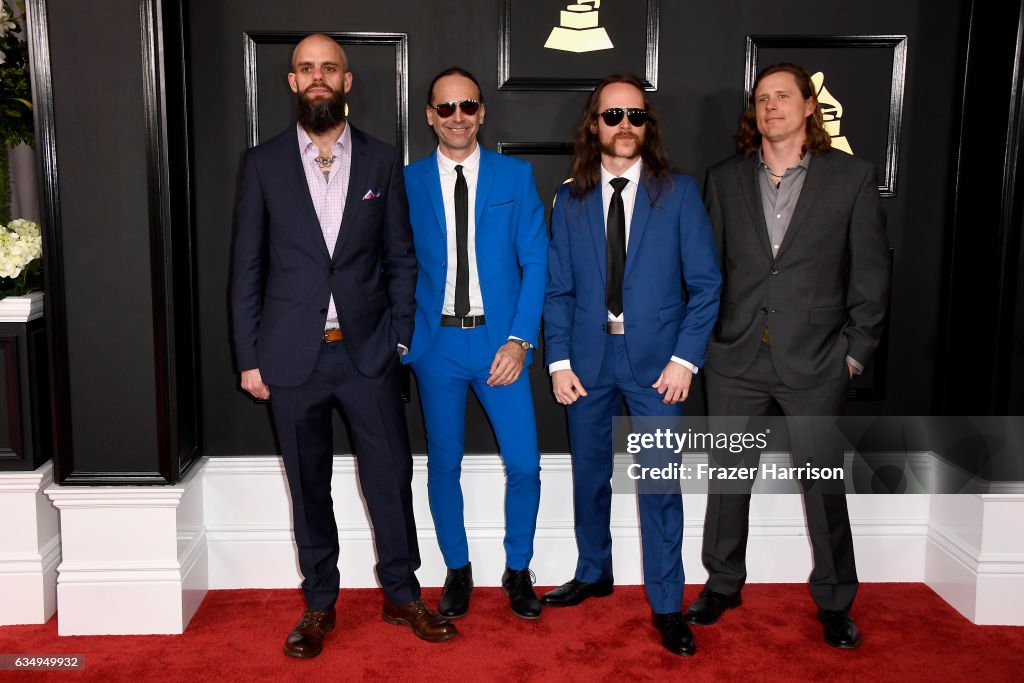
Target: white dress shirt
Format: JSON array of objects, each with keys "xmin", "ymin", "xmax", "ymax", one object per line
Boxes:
[{"xmin": 436, "ymin": 145, "xmax": 484, "ymax": 317}]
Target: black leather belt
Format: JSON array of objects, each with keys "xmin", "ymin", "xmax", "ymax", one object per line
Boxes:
[{"xmin": 440, "ymin": 315, "xmax": 486, "ymax": 329}]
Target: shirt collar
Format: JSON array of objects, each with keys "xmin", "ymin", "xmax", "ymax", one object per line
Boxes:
[
  {"xmin": 297, "ymin": 121, "xmax": 351, "ymax": 156},
  {"xmin": 757, "ymin": 148, "xmax": 811, "ymax": 172},
  {"xmin": 600, "ymin": 158, "xmax": 643, "ymax": 188},
  {"xmin": 436, "ymin": 144, "xmax": 481, "ymax": 175}
]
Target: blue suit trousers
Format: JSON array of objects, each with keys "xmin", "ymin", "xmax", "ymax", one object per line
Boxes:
[
  {"xmin": 567, "ymin": 334, "xmax": 685, "ymax": 614},
  {"xmin": 411, "ymin": 326, "xmax": 541, "ymax": 570}
]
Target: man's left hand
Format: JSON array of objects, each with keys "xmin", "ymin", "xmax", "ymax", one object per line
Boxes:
[
  {"xmin": 652, "ymin": 362, "xmax": 693, "ymax": 404},
  {"xmin": 848, "ymin": 362, "xmax": 856, "ymax": 379},
  {"xmin": 488, "ymin": 341, "xmax": 527, "ymax": 387}
]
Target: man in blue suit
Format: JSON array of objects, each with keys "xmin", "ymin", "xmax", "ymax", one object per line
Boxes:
[
  {"xmin": 231, "ymin": 34, "xmax": 456, "ymax": 658},
  {"xmin": 542, "ymin": 74, "xmax": 721, "ymax": 656},
  {"xmin": 403, "ymin": 67, "xmax": 548, "ymax": 621}
]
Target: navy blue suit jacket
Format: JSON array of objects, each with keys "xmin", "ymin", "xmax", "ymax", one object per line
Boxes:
[
  {"xmin": 402, "ymin": 147, "xmax": 548, "ymax": 365},
  {"xmin": 230, "ymin": 125, "xmax": 417, "ymax": 386},
  {"xmin": 545, "ymin": 173, "xmax": 722, "ymax": 387}
]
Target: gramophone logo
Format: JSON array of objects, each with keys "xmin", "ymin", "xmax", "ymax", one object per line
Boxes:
[
  {"xmin": 545, "ymin": 1, "xmax": 614, "ymax": 53},
  {"xmin": 811, "ymin": 71, "xmax": 853, "ymax": 155}
]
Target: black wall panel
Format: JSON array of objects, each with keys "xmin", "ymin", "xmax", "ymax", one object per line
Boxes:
[
  {"xmin": 182, "ymin": 0, "xmax": 965, "ymax": 457},
  {"xmin": 38, "ymin": 0, "xmax": 1006, "ymax": 477}
]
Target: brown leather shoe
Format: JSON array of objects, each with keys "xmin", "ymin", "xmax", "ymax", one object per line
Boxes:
[
  {"xmin": 382, "ymin": 598, "xmax": 458, "ymax": 642},
  {"xmin": 283, "ymin": 606, "xmax": 336, "ymax": 658}
]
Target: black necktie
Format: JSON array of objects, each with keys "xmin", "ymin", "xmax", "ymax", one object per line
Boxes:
[
  {"xmin": 606, "ymin": 177, "xmax": 629, "ymax": 317},
  {"xmin": 454, "ymin": 164, "xmax": 470, "ymax": 318}
]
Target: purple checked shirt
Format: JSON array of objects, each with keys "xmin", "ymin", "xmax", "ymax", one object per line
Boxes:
[{"xmin": 297, "ymin": 122, "xmax": 352, "ymax": 330}]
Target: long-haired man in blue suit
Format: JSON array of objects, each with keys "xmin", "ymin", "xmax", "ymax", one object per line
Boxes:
[
  {"xmin": 542, "ymin": 74, "xmax": 721, "ymax": 656},
  {"xmin": 231, "ymin": 35, "xmax": 456, "ymax": 658},
  {"xmin": 403, "ymin": 68, "xmax": 549, "ymax": 621}
]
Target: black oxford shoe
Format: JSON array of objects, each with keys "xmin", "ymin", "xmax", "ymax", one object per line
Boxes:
[
  {"xmin": 502, "ymin": 568, "xmax": 541, "ymax": 619},
  {"xmin": 818, "ymin": 610, "xmax": 861, "ymax": 649},
  {"xmin": 684, "ymin": 589, "xmax": 742, "ymax": 625},
  {"xmin": 438, "ymin": 562, "xmax": 473, "ymax": 619},
  {"xmin": 652, "ymin": 612, "xmax": 696, "ymax": 656},
  {"xmin": 540, "ymin": 578, "xmax": 614, "ymax": 607}
]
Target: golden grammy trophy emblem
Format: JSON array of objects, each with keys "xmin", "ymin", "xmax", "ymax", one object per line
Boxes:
[
  {"xmin": 544, "ymin": 1, "xmax": 614, "ymax": 53},
  {"xmin": 812, "ymin": 71, "xmax": 854, "ymax": 154}
]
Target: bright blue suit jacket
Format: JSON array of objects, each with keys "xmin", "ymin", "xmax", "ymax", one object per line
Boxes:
[
  {"xmin": 402, "ymin": 146, "xmax": 548, "ymax": 365},
  {"xmin": 545, "ymin": 173, "xmax": 722, "ymax": 387}
]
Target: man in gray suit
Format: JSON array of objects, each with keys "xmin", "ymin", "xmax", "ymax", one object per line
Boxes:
[{"xmin": 686, "ymin": 63, "xmax": 890, "ymax": 649}]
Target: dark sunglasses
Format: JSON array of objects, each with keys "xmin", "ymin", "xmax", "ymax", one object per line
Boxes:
[
  {"xmin": 599, "ymin": 108, "xmax": 648, "ymax": 127},
  {"xmin": 430, "ymin": 99, "xmax": 481, "ymax": 118}
]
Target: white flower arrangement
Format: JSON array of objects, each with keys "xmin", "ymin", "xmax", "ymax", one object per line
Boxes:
[{"xmin": 0, "ymin": 218, "xmax": 42, "ymax": 296}]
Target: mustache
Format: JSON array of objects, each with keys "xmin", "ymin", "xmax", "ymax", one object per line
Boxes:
[
  {"xmin": 304, "ymin": 82, "xmax": 334, "ymax": 94},
  {"xmin": 614, "ymin": 132, "xmax": 638, "ymax": 141}
]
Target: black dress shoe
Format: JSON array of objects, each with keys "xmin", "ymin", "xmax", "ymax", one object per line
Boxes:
[
  {"xmin": 501, "ymin": 568, "xmax": 541, "ymax": 619},
  {"xmin": 652, "ymin": 612, "xmax": 696, "ymax": 656},
  {"xmin": 283, "ymin": 606, "xmax": 335, "ymax": 658},
  {"xmin": 540, "ymin": 578, "xmax": 614, "ymax": 607},
  {"xmin": 684, "ymin": 589, "xmax": 742, "ymax": 625},
  {"xmin": 438, "ymin": 563, "xmax": 473, "ymax": 619},
  {"xmin": 818, "ymin": 610, "xmax": 861, "ymax": 648}
]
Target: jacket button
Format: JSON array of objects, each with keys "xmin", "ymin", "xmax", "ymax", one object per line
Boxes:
[
  {"xmin": 770, "ymin": 268, "xmax": 779, "ymax": 275},
  {"xmin": 320, "ymin": 308, "xmax": 328, "ymax": 314},
  {"xmin": 329, "ymin": 267, "xmax": 337, "ymax": 275},
  {"xmin": 760, "ymin": 307, "xmax": 768, "ymax": 314}
]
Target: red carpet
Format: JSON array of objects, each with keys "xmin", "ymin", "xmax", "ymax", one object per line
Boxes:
[{"xmin": 1, "ymin": 584, "xmax": 1022, "ymax": 681}]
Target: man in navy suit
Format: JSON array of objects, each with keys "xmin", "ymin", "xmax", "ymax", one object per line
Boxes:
[
  {"xmin": 231, "ymin": 34, "xmax": 456, "ymax": 658},
  {"xmin": 403, "ymin": 68, "xmax": 548, "ymax": 621},
  {"xmin": 542, "ymin": 73, "xmax": 721, "ymax": 656}
]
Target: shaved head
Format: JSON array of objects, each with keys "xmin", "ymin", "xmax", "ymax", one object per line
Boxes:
[{"xmin": 291, "ymin": 33, "xmax": 348, "ymax": 73}]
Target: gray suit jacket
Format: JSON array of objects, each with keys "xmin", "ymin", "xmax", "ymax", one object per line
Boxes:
[{"xmin": 704, "ymin": 149, "xmax": 890, "ymax": 389}]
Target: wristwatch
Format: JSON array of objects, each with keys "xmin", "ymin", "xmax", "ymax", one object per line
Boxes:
[{"xmin": 513, "ymin": 339, "xmax": 531, "ymax": 351}]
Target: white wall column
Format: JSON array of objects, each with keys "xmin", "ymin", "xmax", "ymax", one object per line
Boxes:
[
  {"xmin": 0, "ymin": 461, "xmax": 60, "ymax": 625},
  {"xmin": 45, "ymin": 461, "xmax": 208, "ymax": 635}
]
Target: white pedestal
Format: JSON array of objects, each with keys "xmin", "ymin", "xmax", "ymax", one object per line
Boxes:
[
  {"xmin": 925, "ymin": 492, "xmax": 1024, "ymax": 625},
  {"xmin": 0, "ymin": 461, "xmax": 60, "ymax": 624},
  {"xmin": 45, "ymin": 461, "xmax": 208, "ymax": 635}
]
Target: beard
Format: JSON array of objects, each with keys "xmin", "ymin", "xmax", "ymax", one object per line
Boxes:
[
  {"xmin": 296, "ymin": 85, "xmax": 347, "ymax": 134},
  {"xmin": 600, "ymin": 131, "xmax": 644, "ymax": 159}
]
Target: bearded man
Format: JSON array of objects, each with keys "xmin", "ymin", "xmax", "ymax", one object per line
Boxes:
[{"xmin": 230, "ymin": 33, "xmax": 456, "ymax": 659}]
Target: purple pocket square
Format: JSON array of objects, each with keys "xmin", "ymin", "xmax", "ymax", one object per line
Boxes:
[{"xmin": 362, "ymin": 189, "xmax": 381, "ymax": 200}]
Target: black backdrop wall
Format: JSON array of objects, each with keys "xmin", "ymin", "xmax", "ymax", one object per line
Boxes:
[{"xmin": 31, "ymin": 0, "xmax": 1022, "ymax": 483}]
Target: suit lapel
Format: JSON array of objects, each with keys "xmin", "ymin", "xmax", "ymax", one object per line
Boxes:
[
  {"xmin": 624, "ymin": 177, "xmax": 652, "ymax": 279},
  {"xmin": 419, "ymin": 151, "xmax": 447, "ymax": 238},
  {"xmin": 586, "ymin": 186, "xmax": 607, "ymax": 284},
  {"xmin": 280, "ymin": 132, "xmax": 331, "ymax": 260},
  {"xmin": 774, "ymin": 151, "xmax": 831, "ymax": 261},
  {"xmin": 736, "ymin": 155, "xmax": 774, "ymax": 261},
  {"xmin": 332, "ymin": 126, "xmax": 369, "ymax": 261},
  {"xmin": 475, "ymin": 147, "xmax": 496, "ymax": 228}
]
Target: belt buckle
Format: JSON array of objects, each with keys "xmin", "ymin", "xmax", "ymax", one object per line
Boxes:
[{"xmin": 461, "ymin": 316, "xmax": 475, "ymax": 329}]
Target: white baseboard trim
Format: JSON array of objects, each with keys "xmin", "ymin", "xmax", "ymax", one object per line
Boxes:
[{"xmin": 203, "ymin": 455, "xmax": 930, "ymax": 589}]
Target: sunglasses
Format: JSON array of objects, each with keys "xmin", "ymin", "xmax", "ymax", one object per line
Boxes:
[
  {"xmin": 599, "ymin": 108, "xmax": 648, "ymax": 127},
  {"xmin": 430, "ymin": 99, "xmax": 481, "ymax": 118}
]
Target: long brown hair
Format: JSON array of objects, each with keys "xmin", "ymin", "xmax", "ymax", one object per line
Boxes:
[
  {"xmin": 569, "ymin": 73, "xmax": 673, "ymax": 200},
  {"xmin": 735, "ymin": 63, "xmax": 832, "ymax": 157}
]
